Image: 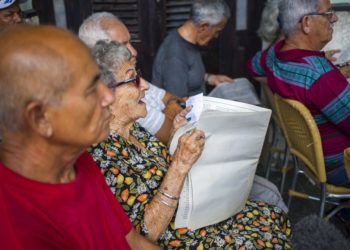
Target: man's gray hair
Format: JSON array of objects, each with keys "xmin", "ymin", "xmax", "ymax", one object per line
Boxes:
[
  {"xmin": 91, "ymin": 40, "xmax": 131, "ymax": 86},
  {"xmin": 257, "ymin": 0, "xmax": 281, "ymax": 44},
  {"xmin": 279, "ymin": 0, "xmax": 319, "ymax": 36},
  {"xmin": 78, "ymin": 12, "xmax": 120, "ymax": 48},
  {"xmin": 190, "ymin": 0, "xmax": 231, "ymax": 26}
]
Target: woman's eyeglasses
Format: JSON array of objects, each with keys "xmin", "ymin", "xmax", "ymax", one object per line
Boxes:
[{"xmin": 108, "ymin": 70, "xmax": 141, "ymax": 89}]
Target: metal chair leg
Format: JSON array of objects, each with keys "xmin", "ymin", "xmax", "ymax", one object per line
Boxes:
[
  {"xmin": 288, "ymin": 155, "xmax": 300, "ymax": 208},
  {"xmin": 324, "ymin": 205, "xmax": 343, "ymax": 222},
  {"xmin": 319, "ymin": 183, "xmax": 326, "ymax": 218},
  {"xmin": 280, "ymin": 144, "xmax": 290, "ymax": 193},
  {"xmin": 265, "ymin": 122, "xmax": 277, "ymax": 179}
]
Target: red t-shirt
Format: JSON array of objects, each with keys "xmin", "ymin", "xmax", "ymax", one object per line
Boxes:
[{"xmin": 0, "ymin": 152, "xmax": 132, "ymax": 250}]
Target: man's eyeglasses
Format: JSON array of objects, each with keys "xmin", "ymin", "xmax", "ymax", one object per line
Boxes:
[
  {"xmin": 108, "ymin": 70, "xmax": 141, "ymax": 89},
  {"xmin": 300, "ymin": 10, "xmax": 335, "ymax": 22}
]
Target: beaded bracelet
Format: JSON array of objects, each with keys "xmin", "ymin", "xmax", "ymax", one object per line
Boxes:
[
  {"xmin": 156, "ymin": 195, "xmax": 177, "ymax": 209},
  {"xmin": 158, "ymin": 189, "xmax": 179, "ymax": 200}
]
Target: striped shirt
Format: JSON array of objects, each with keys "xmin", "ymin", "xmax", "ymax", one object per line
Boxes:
[{"xmin": 247, "ymin": 40, "xmax": 350, "ymax": 184}]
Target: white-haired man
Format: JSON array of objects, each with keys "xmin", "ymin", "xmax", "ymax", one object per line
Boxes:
[
  {"xmin": 152, "ymin": 0, "xmax": 261, "ymax": 105},
  {"xmin": 79, "ymin": 12, "xmax": 184, "ymax": 144},
  {"xmin": 248, "ymin": 0, "xmax": 350, "ymax": 188}
]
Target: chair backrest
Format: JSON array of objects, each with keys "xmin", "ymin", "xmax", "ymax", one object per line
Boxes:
[
  {"xmin": 257, "ymin": 78, "xmax": 281, "ymax": 127},
  {"xmin": 344, "ymin": 147, "xmax": 350, "ymax": 180},
  {"xmin": 274, "ymin": 94, "xmax": 327, "ymax": 183}
]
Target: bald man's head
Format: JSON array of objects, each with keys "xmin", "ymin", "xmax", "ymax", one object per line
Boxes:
[
  {"xmin": 0, "ymin": 25, "xmax": 93, "ymax": 132},
  {"xmin": 79, "ymin": 12, "xmax": 137, "ymax": 59}
]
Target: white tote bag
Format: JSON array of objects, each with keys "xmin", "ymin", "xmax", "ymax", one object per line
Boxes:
[{"xmin": 169, "ymin": 97, "xmax": 271, "ymax": 230}]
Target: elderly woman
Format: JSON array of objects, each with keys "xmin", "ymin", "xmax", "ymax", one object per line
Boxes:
[{"xmin": 90, "ymin": 40, "xmax": 292, "ymax": 249}]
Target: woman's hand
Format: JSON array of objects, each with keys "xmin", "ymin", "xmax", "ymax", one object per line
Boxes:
[
  {"xmin": 172, "ymin": 128, "xmax": 205, "ymax": 175},
  {"xmin": 324, "ymin": 49, "xmax": 341, "ymax": 62},
  {"xmin": 172, "ymin": 105, "xmax": 192, "ymax": 132},
  {"xmin": 167, "ymin": 105, "xmax": 192, "ymax": 147}
]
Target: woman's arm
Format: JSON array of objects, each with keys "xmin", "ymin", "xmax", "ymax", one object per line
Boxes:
[
  {"xmin": 144, "ymin": 129, "xmax": 205, "ymax": 241},
  {"xmin": 126, "ymin": 229, "xmax": 162, "ymax": 250}
]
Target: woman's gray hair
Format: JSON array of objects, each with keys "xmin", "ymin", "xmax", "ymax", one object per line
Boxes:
[
  {"xmin": 190, "ymin": 0, "xmax": 231, "ymax": 27},
  {"xmin": 78, "ymin": 12, "xmax": 120, "ymax": 48},
  {"xmin": 279, "ymin": 0, "xmax": 319, "ymax": 36},
  {"xmin": 91, "ymin": 40, "xmax": 132, "ymax": 86},
  {"xmin": 257, "ymin": 0, "xmax": 281, "ymax": 44}
]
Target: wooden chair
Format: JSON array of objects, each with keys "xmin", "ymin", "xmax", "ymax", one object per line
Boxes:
[{"xmin": 274, "ymin": 94, "xmax": 350, "ymax": 218}]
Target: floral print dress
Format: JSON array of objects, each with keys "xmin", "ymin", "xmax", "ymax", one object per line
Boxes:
[{"xmin": 89, "ymin": 123, "xmax": 292, "ymax": 249}]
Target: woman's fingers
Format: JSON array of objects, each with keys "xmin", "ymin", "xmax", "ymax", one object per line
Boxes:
[
  {"xmin": 182, "ymin": 129, "xmax": 205, "ymax": 153},
  {"xmin": 173, "ymin": 105, "xmax": 193, "ymax": 130},
  {"xmin": 172, "ymin": 129, "xmax": 205, "ymax": 174}
]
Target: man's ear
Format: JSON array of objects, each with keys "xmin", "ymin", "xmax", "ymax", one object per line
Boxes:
[
  {"xmin": 24, "ymin": 101, "xmax": 53, "ymax": 138},
  {"xmin": 300, "ymin": 16, "xmax": 311, "ymax": 34}
]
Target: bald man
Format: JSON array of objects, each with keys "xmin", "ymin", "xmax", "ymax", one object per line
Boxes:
[{"xmin": 0, "ymin": 25, "xmax": 160, "ymax": 250}]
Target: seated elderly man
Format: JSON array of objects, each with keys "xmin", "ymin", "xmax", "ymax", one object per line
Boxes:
[
  {"xmin": 0, "ymin": 0, "xmax": 21, "ymax": 28},
  {"xmin": 256, "ymin": 0, "xmax": 347, "ymax": 73},
  {"xmin": 0, "ymin": 25, "xmax": 160, "ymax": 249},
  {"xmin": 248, "ymin": 0, "xmax": 350, "ymax": 187},
  {"xmin": 152, "ymin": 0, "xmax": 261, "ymax": 106},
  {"xmin": 79, "ymin": 12, "xmax": 184, "ymax": 144}
]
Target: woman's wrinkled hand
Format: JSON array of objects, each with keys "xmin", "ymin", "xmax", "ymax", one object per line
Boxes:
[
  {"xmin": 324, "ymin": 49, "xmax": 341, "ymax": 62},
  {"xmin": 172, "ymin": 128, "xmax": 205, "ymax": 175},
  {"xmin": 172, "ymin": 106, "xmax": 192, "ymax": 132}
]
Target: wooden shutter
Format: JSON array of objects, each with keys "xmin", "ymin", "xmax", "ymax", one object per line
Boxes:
[
  {"xmin": 92, "ymin": 0, "xmax": 141, "ymax": 42},
  {"xmin": 164, "ymin": 0, "xmax": 192, "ymax": 32}
]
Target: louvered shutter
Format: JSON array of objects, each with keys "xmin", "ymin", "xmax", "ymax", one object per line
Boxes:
[
  {"xmin": 92, "ymin": 0, "xmax": 141, "ymax": 42},
  {"xmin": 164, "ymin": 0, "xmax": 192, "ymax": 32}
]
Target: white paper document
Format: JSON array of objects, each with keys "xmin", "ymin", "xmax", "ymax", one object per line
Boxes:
[
  {"xmin": 185, "ymin": 93, "xmax": 203, "ymax": 123},
  {"xmin": 169, "ymin": 96, "xmax": 271, "ymax": 230}
]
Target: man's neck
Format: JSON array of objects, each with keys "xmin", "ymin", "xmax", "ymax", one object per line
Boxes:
[
  {"xmin": 0, "ymin": 134, "xmax": 81, "ymax": 184},
  {"xmin": 177, "ymin": 21, "xmax": 198, "ymax": 45},
  {"xmin": 282, "ymin": 34, "xmax": 324, "ymax": 52}
]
